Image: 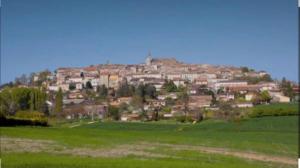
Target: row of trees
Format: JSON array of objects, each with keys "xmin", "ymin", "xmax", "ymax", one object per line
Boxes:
[
  {"xmin": 95, "ymin": 82, "xmax": 158, "ymax": 100},
  {"xmin": 0, "ymin": 87, "xmax": 48, "ymax": 117}
]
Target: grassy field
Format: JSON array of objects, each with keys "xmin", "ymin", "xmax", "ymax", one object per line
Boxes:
[{"xmin": 1, "ymin": 116, "xmax": 298, "ymax": 168}]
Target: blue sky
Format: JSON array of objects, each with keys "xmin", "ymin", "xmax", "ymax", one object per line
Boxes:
[{"xmin": 1, "ymin": 0, "xmax": 298, "ymax": 83}]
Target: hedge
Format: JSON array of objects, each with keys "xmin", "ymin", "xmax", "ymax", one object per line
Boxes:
[
  {"xmin": 0, "ymin": 116, "xmax": 48, "ymax": 126},
  {"xmin": 248, "ymin": 103, "xmax": 299, "ymax": 118}
]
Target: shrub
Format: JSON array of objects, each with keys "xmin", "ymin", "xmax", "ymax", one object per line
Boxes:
[
  {"xmin": 175, "ymin": 115, "xmax": 194, "ymax": 123},
  {"xmin": 176, "ymin": 116, "xmax": 186, "ymax": 123},
  {"xmin": 108, "ymin": 106, "xmax": 120, "ymax": 120}
]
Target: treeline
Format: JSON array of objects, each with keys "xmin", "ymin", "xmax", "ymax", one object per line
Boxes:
[
  {"xmin": 95, "ymin": 82, "xmax": 158, "ymax": 100},
  {"xmin": 0, "ymin": 87, "xmax": 49, "ymax": 117}
]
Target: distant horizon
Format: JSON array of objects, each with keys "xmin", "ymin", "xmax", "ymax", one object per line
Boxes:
[{"xmin": 1, "ymin": 0, "xmax": 298, "ymax": 83}]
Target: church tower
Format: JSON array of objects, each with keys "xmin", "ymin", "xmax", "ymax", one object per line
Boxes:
[{"xmin": 145, "ymin": 51, "xmax": 152, "ymax": 66}]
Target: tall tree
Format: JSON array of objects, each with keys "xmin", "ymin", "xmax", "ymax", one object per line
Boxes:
[
  {"xmin": 54, "ymin": 88, "xmax": 63, "ymax": 116},
  {"xmin": 116, "ymin": 82, "xmax": 134, "ymax": 97},
  {"xmin": 145, "ymin": 84, "xmax": 157, "ymax": 99},
  {"xmin": 178, "ymin": 92, "xmax": 189, "ymax": 120},
  {"xmin": 85, "ymin": 81, "xmax": 93, "ymax": 89},
  {"xmin": 97, "ymin": 85, "xmax": 108, "ymax": 98},
  {"xmin": 281, "ymin": 77, "xmax": 295, "ymax": 99},
  {"xmin": 135, "ymin": 84, "xmax": 145, "ymax": 99}
]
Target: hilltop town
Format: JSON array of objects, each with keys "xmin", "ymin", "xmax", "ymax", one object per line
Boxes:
[{"xmin": 1, "ymin": 54, "xmax": 299, "ymax": 122}]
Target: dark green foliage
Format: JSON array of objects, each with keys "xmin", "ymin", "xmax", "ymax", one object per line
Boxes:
[
  {"xmin": 85, "ymin": 81, "xmax": 93, "ymax": 89},
  {"xmin": 177, "ymin": 92, "xmax": 189, "ymax": 118},
  {"xmin": 144, "ymin": 84, "xmax": 157, "ymax": 99},
  {"xmin": 69, "ymin": 83, "xmax": 76, "ymax": 90},
  {"xmin": 241, "ymin": 66, "xmax": 249, "ymax": 73},
  {"xmin": 133, "ymin": 83, "xmax": 157, "ymax": 100},
  {"xmin": 116, "ymin": 82, "xmax": 134, "ymax": 97},
  {"xmin": 163, "ymin": 80, "xmax": 177, "ymax": 92},
  {"xmin": 175, "ymin": 115, "xmax": 193, "ymax": 123},
  {"xmin": 54, "ymin": 88, "xmax": 63, "ymax": 115},
  {"xmin": 205, "ymin": 90, "xmax": 217, "ymax": 105},
  {"xmin": 260, "ymin": 90, "xmax": 271, "ymax": 103},
  {"xmin": 0, "ymin": 87, "xmax": 47, "ymax": 116},
  {"xmin": 251, "ymin": 91, "xmax": 272, "ymax": 105},
  {"xmin": 135, "ymin": 84, "xmax": 145, "ymax": 98},
  {"xmin": 248, "ymin": 103, "xmax": 298, "ymax": 118},
  {"xmin": 280, "ymin": 77, "xmax": 295, "ymax": 99},
  {"xmin": 97, "ymin": 85, "xmax": 108, "ymax": 98},
  {"xmin": 261, "ymin": 74, "xmax": 272, "ymax": 82},
  {"xmin": 108, "ymin": 105, "xmax": 120, "ymax": 120}
]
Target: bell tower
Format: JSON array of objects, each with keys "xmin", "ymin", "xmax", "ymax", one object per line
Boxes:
[{"xmin": 145, "ymin": 51, "xmax": 152, "ymax": 66}]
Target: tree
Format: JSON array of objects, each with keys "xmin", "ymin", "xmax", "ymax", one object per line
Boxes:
[
  {"xmin": 85, "ymin": 81, "xmax": 93, "ymax": 90},
  {"xmin": 29, "ymin": 73, "xmax": 36, "ymax": 86},
  {"xmin": 30, "ymin": 91, "xmax": 35, "ymax": 111},
  {"xmin": 97, "ymin": 85, "xmax": 108, "ymax": 98},
  {"xmin": 54, "ymin": 88, "xmax": 63, "ymax": 116},
  {"xmin": 205, "ymin": 90, "xmax": 217, "ymax": 105},
  {"xmin": 135, "ymin": 84, "xmax": 145, "ymax": 99},
  {"xmin": 116, "ymin": 82, "xmax": 134, "ymax": 97},
  {"xmin": 108, "ymin": 105, "xmax": 120, "ymax": 120},
  {"xmin": 260, "ymin": 90, "xmax": 271, "ymax": 103},
  {"xmin": 261, "ymin": 74, "xmax": 272, "ymax": 82},
  {"xmin": 152, "ymin": 106, "xmax": 160, "ymax": 121},
  {"xmin": 69, "ymin": 83, "xmax": 76, "ymax": 90},
  {"xmin": 163, "ymin": 80, "xmax": 177, "ymax": 92},
  {"xmin": 0, "ymin": 87, "xmax": 47, "ymax": 116},
  {"xmin": 241, "ymin": 66, "xmax": 249, "ymax": 73},
  {"xmin": 280, "ymin": 77, "xmax": 295, "ymax": 99},
  {"xmin": 145, "ymin": 84, "xmax": 157, "ymax": 99},
  {"xmin": 15, "ymin": 74, "xmax": 28, "ymax": 85},
  {"xmin": 177, "ymin": 85, "xmax": 186, "ymax": 92},
  {"xmin": 178, "ymin": 92, "xmax": 189, "ymax": 120}
]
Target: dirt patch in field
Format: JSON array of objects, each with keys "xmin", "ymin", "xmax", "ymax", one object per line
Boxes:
[
  {"xmin": 1, "ymin": 137, "xmax": 168, "ymax": 158},
  {"xmin": 1, "ymin": 137, "xmax": 296, "ymax": 165},
  {"xmin": 1, "ymin": 137, "xmax": 64, "ymax": 153},
  {"xmin": 138, "ymin": 142, "xmax": 297, "ymax": 165}
]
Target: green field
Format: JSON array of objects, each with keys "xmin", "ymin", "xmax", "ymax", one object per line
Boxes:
[{"xmin": 1, "ymin": 116, "xmax": 298, "ymax": 168}]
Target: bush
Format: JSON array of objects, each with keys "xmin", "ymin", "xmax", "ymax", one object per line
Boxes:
[
  {"xmin": 108, "ymin": 106, "xmax": 120, "ymax": 120},
  {"xmin": 176, "ymin": 116, "xmax": 186, "ymax": 123},
  {"xmin": 175, "ymin": 115, "xmax": 194, "ymax": 123}
]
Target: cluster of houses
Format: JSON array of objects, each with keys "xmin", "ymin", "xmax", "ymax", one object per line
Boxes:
[{"xmin": 33, "ymin": 55, "xmax": 297, "ymax": 121}]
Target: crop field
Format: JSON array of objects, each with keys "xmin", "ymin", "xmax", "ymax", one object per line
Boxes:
[{"xmin": 1, "ymin": 116, "xmax": 298, "ymax": 168}]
